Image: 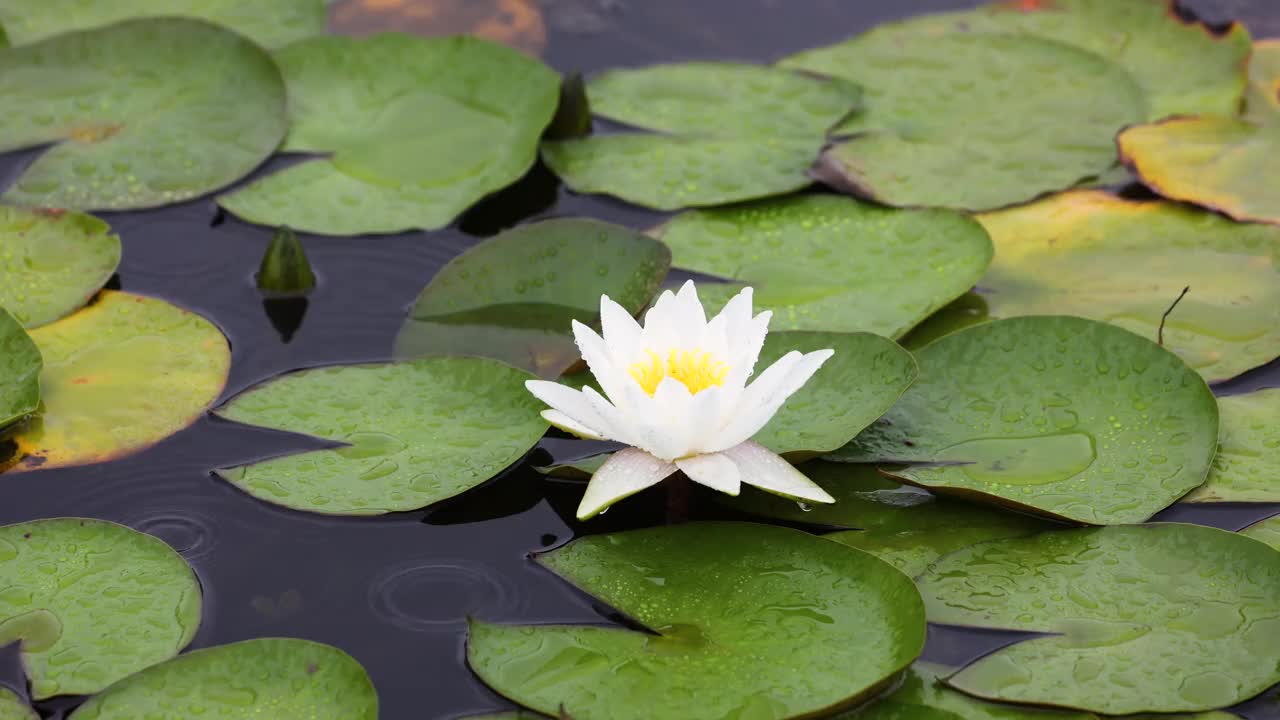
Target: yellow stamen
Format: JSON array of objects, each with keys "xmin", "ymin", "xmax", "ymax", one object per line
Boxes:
[{"xmin": 628, "ymin": 348, "xmax": 729, "ymax": 396}]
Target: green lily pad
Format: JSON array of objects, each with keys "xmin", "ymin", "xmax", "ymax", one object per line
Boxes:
[
  {"xmin": 219, "ymin": 34, "xmax": 559, "ymax": 235},
  {"xmin": 468, "ymin": 522, "xmax": 926, "ymax": 720},
  {"xmin": 657, "ymin": 195, "xmax": 993, "ymax": 339},
  {"xmin": 0, "ymin": 309, "xmax": 41, "ymax": 429},
  {"xmin": 214, "ymin": 358, "xmax": 548, "ymax": 515},
  {"xmin": 0, "ymin": 690, "xmax": 35, "ymax": 720},
  {"xmin": 1247, "ymin": 40, "xmax": 1280, "ymax": 120},
  {"xmin": 0, "ymin": 18, "xmax": 287, "ymax": 211},
  {"xmin": 838, "ymin": 0, "xmax": 1251, "ymax": 120},
  {"xmin": 829, "ymin": 316, "xmax": 1218, "ymax": 525},
  {"xmin": 0, "ymin": 206, "xmax": 120, "ymax": 328},
  {"xmin": 900, "ymin": 292, "xmax": 990, "ymax": 352},
  {"xmin": 395, "ymin": 219, "xmax": 670, "ymax": 378},
  {"xmin": 1241, "ymin": 514, "xmax": 1280, "ymax": 551},
  {"xmin": 9, "ymin": 291, "xmax": 230, "ymax": 471},
  {"xmin": 0, "ymin": 518, "xmax": 201, "ymax": 699},
  {"xmin": 785, "ymin": 32, "xmax": 1145, "ymax": 210},
  {"xmin": 0, "ymin": 0, "xmax": 325, "ymax": 48},
  {"xmin": 975, "ymin": 190, "xmax": 1280, "ymax": 383},
  {"xmin": 918, "ymin": 524, "xmax": 1280, "ymax": 714},
  {"xmin": 1185, "ymin": 389, "xmax": 1280, "ymax": 502},
  {"xmin": 68, "ymin": 638, "xmax": 377, "ymax": 719},
  {"xmin": 542, "ymin": 62, "xmax": 861, "ymax": 210},
  {"xmin": 1119, "ymin": 116, "xmax": 1280, "ymax": 226},
  {"xmin": 844, "ymin": 663, "xmax": 1091, "ymax": 720}
]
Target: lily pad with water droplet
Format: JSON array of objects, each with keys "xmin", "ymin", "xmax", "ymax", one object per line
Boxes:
[
  {"xmin": 1185, "ymin": 389, "xmax": 1280, "ymax": 502},
  {"xmin": 918, "ymin": 524, "xmax": 1280, "ymax": 714},
  {"xmin": 657, "ymin": 195, "xmax": 993, "ymax": 339},
  {"xmin": 219, "ymin": 34, "xmax": 559, "ymax": 235},
  {"xmin": 828, "ymin": 316, "xmax": 1218, "ymax": 525},
  {"xmin": 0, "ymin": 18, "xmax": 287, "ymax": 211},
  {"xmin": 68, "ymin": 638, "xmax": 376, "ymax": 719},
  {"xmin": 843, "ymin": 662, "xmax": 1091, "ymax": 720},
  {"xmin": 0, "ymin": 0, "xmax": 325, "ymax": 48},
  {"xmin": 0, "ymin": 689, "xmax": 35, "ymax": 720},
  {"xmin": 1241, "ymin": 514, "xmax": 1280, "ymax": 551},
  {"xmin": 0, "ymin": 518, "xmax": 201, "ymax": 700},
  {"xmin": 395, "ymin": 219, "xmax": 670, "ymax": 378},
  {"xmin": 975, "ymin": 190, "xmax": 1280, "ymax": 383},
  {"xmin": 468, "ymin": 522, "xmax": 926, "ymax": 720},
  {"xmin": 8, "ymin": 291, "xmax": 230, "ymax": 471},
  {"xmin": 214, "ymin": 358, "xmax": 548, "ymax": 515},
  {"xmin": 0, "ymin": 309, "xmax": 41, "ymax": 430},
  {"xmin": 542, "ymin": 62, "xmax": 861, "ymax": 210},
  {"xmin": 0, "ymin": 206, "xmax": 120, "ymax": 329},
  {"xmin": 785, "ymin": 32, "xmax": 1145, "ymax": 210}
]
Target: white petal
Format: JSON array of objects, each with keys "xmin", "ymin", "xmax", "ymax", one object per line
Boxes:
[
  {"xmin": 572, "ymin": 320, "xmax": 631, "ymax": 407},
  {"xmin": 598, "ymin": 294, "xmax": 644, "ymax": 362},
  {"xmin": 577, "ymin": 448, "xmax": 676, "ymax": 519},
  {"xmin": 673, "ymin": 280, "xmax": 707, "ymax": 339},
  {"xmin": 676, "ymin": 452, "xmax": 740, "ymax": 495},
  {"xmin": 684, "ymin": 384, "xmax": 724, "ymax": 453},
  {"xmin": 710, "ymin": 349, "xmax": 834, "ymax": 452},
  {"xmin": 525, "ymin": 380, "xmax": 620, "ymax": 442},
  {"xmin": 721, "ymin": 310, "xmax": 772, "ymax": 394},
  {"xmin": 641, "ymin": 288, "xmax": 681, "ymax": 351},
  {"xmin": 542, "ymin": 410, "xmax": 606, "ymax": 440},
  {"xmin": 723, "ymin": 441, "xmax": 834, "ymax": 503},
  {"xmin": 711, "ymin": 285, "xmax": 755, "ymax": 341}
]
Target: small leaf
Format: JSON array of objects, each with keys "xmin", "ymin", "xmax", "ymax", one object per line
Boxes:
[
  {"xmin": 256, "ymin": 226, "xmax": 316, "ymax": 296},
  {"xmin": 0, "ymin": 206, "xmax": 120, "ymax": 328}
]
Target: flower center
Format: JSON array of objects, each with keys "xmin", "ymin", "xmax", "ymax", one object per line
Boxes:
[{"xmin": 628, "ymin": 349, "xmax": 729, "ymax": 396}]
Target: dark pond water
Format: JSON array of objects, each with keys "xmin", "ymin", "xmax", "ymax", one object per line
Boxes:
[{"xmin": 4, "ymin": 1, "xmax": 1280, "ymax": 718}]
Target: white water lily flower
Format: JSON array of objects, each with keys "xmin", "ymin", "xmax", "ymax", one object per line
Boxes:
[{"xmin": 526, "ymin": 280, "xmax": 837, "ymax": 519}]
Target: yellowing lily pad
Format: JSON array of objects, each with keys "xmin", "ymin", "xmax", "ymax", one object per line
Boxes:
[
  {"xmin": 543, "ymin": 62, "xmax": 861, "ymax": 209},
  {"xmin": 10, "ymin": 291, "xmax": 231, "ymax": 471},
  {"xmin": 68, "ymin": 638, "xmax": 377, "ymax": 719},
  {"xmin": 844, "ymin": 0, "xmax": 1251, "ymax": 120},
  {"xmin": 0, "ymin": 690, "xmax": 35, "ymax": 720},
  {"xmin": 1186, "ymin": 389, "xmax": 1280, "ymax": 503},
  {"xmin": 0, "ymin": 19, "xmax": 287, "ymax": 211},
  {"xmin": 918, "ymin": 524, "xmax": 1280, "ymax": 714},
  {"xmin": 844, "ymin": 663, "xmax": 1091, "ymax": 720},
  {"xmin": 0, "ymin": 0, "xmax": 325, "ymax": 48},
  {"xmin": 468, "ymin": 522, "xmax": 926, "ymax": 720},
  {"xmin": 219, "ymin": 34, "xmax": 559, "ymax": 235},
  {"xmin": 1242, "ymin": 514, "xmax": 1280, "ymax": 551},
  {"xmin": 975, "ymin": 190, "xmax": 1280, "ymax": 383},
  {"xmin": 657, "ymin": 195, "xmax": 993, "ymax": 339},
  {"xmin": 0, "ymin": 206, "xmax": 120, "ymax": 328},
  {"xmin": 829, "ymin": 317, "xmax": 1219, "ymax": 525},
  {"xmin": 1247, "ymin": 40, "xmax": 1280, "ymax": 120},
  {"xmin": 0, "ymin": 309, "xmax": 41, "ymax": 429},
  {"xmin": 214, "ymin": 358, "xmax": 548, "ymax": 515},
  {"xmin": 395, "ymin": 219, "xmax": 670, "ymax": 378},
  {"xmin": 0, "ymin": 518, "xmax": 201, "ymax": 699},
  {"xmin": 785, "ymin": 32, "xmax": 1145, "ymax": 210}
]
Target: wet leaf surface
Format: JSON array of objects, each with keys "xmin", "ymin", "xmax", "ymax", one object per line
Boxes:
[
  {"xmin": 975, "ymin": 191, "xmax": 1280, "ymax": 383},
  {"xmin": 543, "ymin": 62, "xmax": 861, "ymax": 209},
  {"xmin": 9, "ymin": 291, "xmax": 230, "ymax": 471},
  {"xmin": 219, "ymin": 34, "xmax": 558, "ymax": 235},
  {"xmin": 0, "ymin": 19, "xmax": 287, "ymax": 211},
  {"xmin": 0, "ymin": 518, "xmax": 200, "ymax": 699},
  {"xmin": 1241, "ymin": 513, "xmax": 1280, "ymax": 550},
  {"xmin": 395, "ymin": 218, "xmax": 670, "ymax": 378},
  {"xmin": 0, "ymin": 309, "xmax": 41, "ymax": 429},
  {"xmin": 0, "ymin": 206, "xmax": 120, "ymax": 328},
  {"xmin": 68, "ymin": 638, "xmax": 377, "ymax": 719},
  {"xmin": 1246, "ymin": 40, "xmax": 1280, "ymax": 120},
  {"xmin": 0, "ymin": 690, "xmax": 35, "ymax": 720},
  {"xmin": 843, "ymin": 662, "xmax": 1091, "ymax": 720},
  {"xmin": 214, "ymin": 358, "xmax": 548, "ymax": 515},
  {"xmin": 918, "ymin": 524, "xmax": 1280, "ymax": 714},
  {"xmin": 468, "ymin": 522, "xmax": 926, "ymax": 720},
  {"xmin": 0, "ymin": 0, "xmax": 325, "ymax": 48},
  {"xmin": 657, "ymin": 195, "xmax": 993, "ymax": 339},
  {"xmin": 829, "ymin": 316, "xmax": 1219, "ymax": 525},
  {"xmin": 1185, "ymin": 389, "xmax": 1280, "ymax": 502},
  {"xmin": 787, "ymin": 32, "xmax": 1145, "ymax": 210}
]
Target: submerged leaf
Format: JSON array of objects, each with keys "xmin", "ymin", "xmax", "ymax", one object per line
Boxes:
[
  {"xmin": 215, "ymin": 358, "xmax": 548, "ymax": 515},
  {"xmin": 219, "ymin": 34, "xmax": 559, "ymax": 235},
  {"xmin": 468, "ymin": 522, "xmax": 926, "ymax": 720},
  {"xmin": 9, "ymin": 292, "xmax": 231, "ymax": 471},
  {"xmin": 787, "ymin": 32, "xmax": 1144, "ymax": 210},
  {"xmin": 395, "ymin": 218, "xmax": 669, "ymax": 378},
  {"xmin": 68, "ymin": 638, "xmax": 376, "ymax": 719},
  {"xmin": 0, "ymin": 206, "xmax": 120, "ymax": 328},
  {"xmin": 918, "ymin": 524, "xmax": 1280, "ymax": 714},
  {"xmin": 0, "ymin": 309, "xmax": 41, "ymax": 429},
  {"xmin": 0, "ymin": 518, "xmax": 201, "ymax": 699},
  {"xmin": 0, "ymin": 19, "xmax": 287, "ymax": 211},
  {"xmin": 830, "ymin": 316, "xmax": 1218, "ymax": 525}
]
